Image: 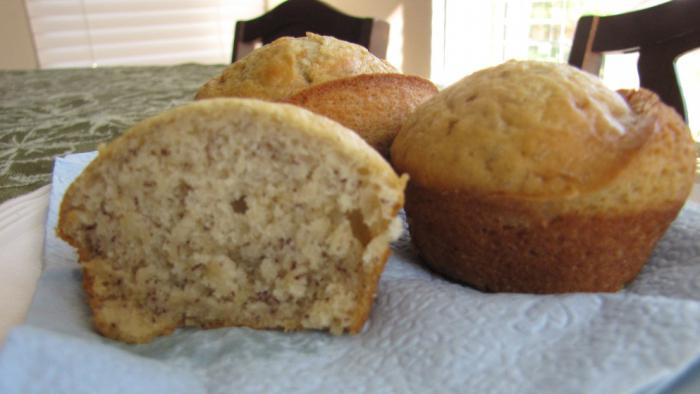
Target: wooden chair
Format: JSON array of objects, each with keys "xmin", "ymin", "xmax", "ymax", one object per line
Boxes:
[
  {"xmin": 568, "ymin": 0, "xmax": 700, "ymax": 121},
  {"xmin": 232, "ymin": 0, "xmax": 390, "ymax": 62}
]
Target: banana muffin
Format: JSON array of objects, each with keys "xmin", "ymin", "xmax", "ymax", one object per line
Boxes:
[
  {"xmin": 391, "ymin": 60, "xmax": 696, "ymax": 293},
  {"xmin": 58, "ymin": 98, "xmax": 407, "ymax": 343}
]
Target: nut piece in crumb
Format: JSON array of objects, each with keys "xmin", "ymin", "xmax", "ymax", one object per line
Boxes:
[{"xmin": 57, "ymin": 98, "xmax": 407, "ymax": 343}]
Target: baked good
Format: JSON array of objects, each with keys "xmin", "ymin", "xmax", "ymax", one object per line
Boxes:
[
  {"xmin": 57, "ymin": 98, "xmax": 407, "ymax": 343},
  {"xmin": 194, "ymin": 33, "xmax": 397, "ymax": 101},
  {"xmin": 391, "ymin": 60, "xmax": 697, "ymax": 293},
  {"xmin": 194, "ymin": 33, "xmax": 435, "ymax": 158},
  {"xmin": 285, "ymin": 73, "xmax": 438, "ymax": 158}
]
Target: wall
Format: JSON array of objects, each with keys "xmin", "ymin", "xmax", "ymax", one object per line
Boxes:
[
  {"xmin": 0, "ymin": 0, "xmax": 432, "ymax": 76},
  {"xmin": 269, "ymin": 0, "xmax": 432, "ymax": 78},
  {"xmin": 0, "ymin": 0, "xmax": 38, "ymax": 70},
  {"xmin": 328, "ymin": 0, "xmax": 432, "ymax": 78}
]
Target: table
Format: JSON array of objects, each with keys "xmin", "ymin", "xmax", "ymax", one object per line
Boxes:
[{"xmin": 0, "ymin": 64, "xmax": 225, "ymax": 204}]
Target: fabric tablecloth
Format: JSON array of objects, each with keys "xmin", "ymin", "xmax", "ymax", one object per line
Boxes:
[{"xmin": 0, "ymin": 64, "xmax": 225, "ymax": 204}]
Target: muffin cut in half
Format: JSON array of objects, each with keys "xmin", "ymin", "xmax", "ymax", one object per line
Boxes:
[
  {"xmin": 57, "ymin": 98, "xmax": 407, "ymax": 343},
  {"xmin": 391, "ymin": 60, "xmax": 697, "ymax": 294}
]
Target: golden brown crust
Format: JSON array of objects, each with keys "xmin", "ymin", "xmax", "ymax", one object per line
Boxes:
[
  {"xmin": 405, "ymin": 182, "xmax": 682, "ymax": 293},
  {"xmin": 348, "ymin": 246, "xmax": 392, "ymax": 333},
  {"xmin": 392, "ymin": 60, "xmax": 696, "ymax": 293},
  {"xmin": 284, "ymin": 74, "xmax": 438, "ymax": 158},
  {"xmin": 347, "ymin": 201, "xmax": 405, "ymax": 332},
  {"xmin": 194, "ymin": 33, "xmax": 396, "ymax": 101}
]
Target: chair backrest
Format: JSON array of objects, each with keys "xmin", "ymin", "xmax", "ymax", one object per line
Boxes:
[
  {"xmin": 232, "ymin": 0, "xmax": 390, "ymax": 62},
  {"xmin": 568, "ymin": 0, "xmax": 700, "ymax": 121}
]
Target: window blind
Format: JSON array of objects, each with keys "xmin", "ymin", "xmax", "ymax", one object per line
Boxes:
[{"xmin": 25, "ymin": 0, "xmax": 265, "ymax": 68}]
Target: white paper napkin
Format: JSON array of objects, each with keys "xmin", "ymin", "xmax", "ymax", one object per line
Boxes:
[{"xmin": 2, "ymin": 152, "xmax": 700, "ymax": 394}]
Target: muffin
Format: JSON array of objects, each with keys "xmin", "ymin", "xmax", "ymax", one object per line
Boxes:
[
  {"xmin": 194, "ymin": 33, "xmax": 435, "ymax": 157},
  {"xmin": 391, "ymin": 60, "xmax": 697, "ymax": 293},
  {"xmin": 57, "ymin": 98, "xmax": 407, "ymax": 343},
  {"xmin": 194, "ymin": 32, "xmax": 397, "ymax": 101},
  {"xmin": 285, "ymin": 73, "xmax": 438, "ymax": 158}
]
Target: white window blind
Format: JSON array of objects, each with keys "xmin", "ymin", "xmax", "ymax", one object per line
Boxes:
[{"xmin": 25, "ymin": 0, "xmax": 265, "ymax": 68}]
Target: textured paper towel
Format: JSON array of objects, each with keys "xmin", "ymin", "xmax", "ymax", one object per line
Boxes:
[{"xmin": 2, "ymin": 152, "xmax": 700, "ymax": 394}]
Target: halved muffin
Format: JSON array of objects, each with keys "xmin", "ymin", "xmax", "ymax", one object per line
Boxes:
[{"xmin": 58, "ymin": 98, "xmax": 407, "ymax": 343}]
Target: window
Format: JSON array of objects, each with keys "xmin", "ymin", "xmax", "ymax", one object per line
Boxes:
[
  {"xmin": 432, "ymin": 0, "xmax": 668, "ymax": 84},
  {"xmin": 432, "ymin": 0, "xmax": 699, "ymax": 141},
  {"xmin": 24, "ymin": 0, "xmax": 265, "ymax": 68}
]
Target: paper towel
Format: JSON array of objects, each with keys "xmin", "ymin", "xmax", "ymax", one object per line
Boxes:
[{"xmin": 1, "ymin": 152, "xmax": 700, "ymax": 394}]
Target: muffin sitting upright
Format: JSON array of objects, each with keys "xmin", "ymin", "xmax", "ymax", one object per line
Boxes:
[
  {"xmin": 57, "ymin": 99, "xmax": 407, "ymax": 343},
  {"xmin": 391, "ymin": 60, "xmax": 697, "ymax": 293},
  {"xmin": 195, "ymin": 32, "xmax": 437, "ymax": 159}
]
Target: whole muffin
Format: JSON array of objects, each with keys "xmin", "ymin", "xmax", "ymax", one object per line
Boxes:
[
  {"xmin": 195, "ymin": 32, "xmax": 397, "ymax": 101},
  {"xmin": 391, "ymin": 60, "xmax": 697, "ymax": 293},
  {"xmin": 58, "ymin": 98, "xmax": 407, "ymax": 343}
]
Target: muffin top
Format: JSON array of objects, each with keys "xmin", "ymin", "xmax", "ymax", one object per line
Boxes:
[
  {"xmin": 195, "ymin": 33, "xmax": 397, "ymax": 101},
  {"xmin": 391, "ymin": 60, "xmax": 696, "ymax": 206}
]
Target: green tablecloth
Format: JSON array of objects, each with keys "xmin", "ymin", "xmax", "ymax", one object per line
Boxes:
[{"xmin": 0, "ymin": 64, "xmax": 225, "ymax": 204}]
